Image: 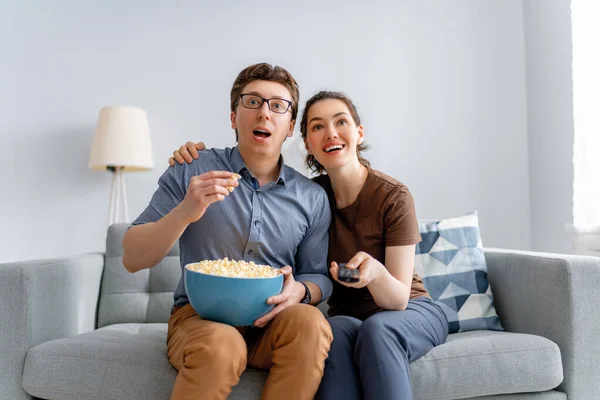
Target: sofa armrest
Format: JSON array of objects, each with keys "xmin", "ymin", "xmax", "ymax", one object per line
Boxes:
[
  {"xmin": 0, "ymin": 254, "xmax": 104, "ymax": 400},
  {"xmin": 485, "ymin": 248, "xmax": 600, "ymax": 400}
]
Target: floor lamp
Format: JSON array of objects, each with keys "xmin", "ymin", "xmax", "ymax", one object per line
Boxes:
[{"xmin": 89, "ymin": 106, "xmax": 154, "ymax": 226}]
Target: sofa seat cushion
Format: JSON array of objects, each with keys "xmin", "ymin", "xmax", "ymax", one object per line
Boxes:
[
  {"xmin": 410, "ymin": 330, "xmax": 563, "ymax": 400},
  {"xmin": 22, "ymin": 323, "xmax": 267, "ymax": 400},
  {"xmin": 22, "ymin": 324, "xmax": 562, "ymax": 400}
]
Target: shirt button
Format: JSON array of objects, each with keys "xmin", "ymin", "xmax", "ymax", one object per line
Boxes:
[
  {"xmin": 254, "ymin": 220, "xmax": 260, "ymax": 226},
  {"xmin": 248, "ymin": 250, "xmax": 253, "ymax": 255}
]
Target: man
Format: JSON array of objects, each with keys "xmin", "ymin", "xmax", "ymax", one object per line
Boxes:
[{"xmin": 122, "ymin": 63, "xmax": 333, "ymax": 400}]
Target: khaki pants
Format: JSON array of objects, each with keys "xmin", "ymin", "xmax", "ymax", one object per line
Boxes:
[{"xmin": 167, "ymin": 303, "xmax": 333, "ymax": 400}]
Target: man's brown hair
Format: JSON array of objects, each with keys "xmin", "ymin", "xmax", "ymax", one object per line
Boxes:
[
  {"xmin": 299, "ymin": 91, "xmax": 370, "ymax": 174},
  {"xmin": 230, "ymin": 63, "xmax": 300, "ymax": 140}
]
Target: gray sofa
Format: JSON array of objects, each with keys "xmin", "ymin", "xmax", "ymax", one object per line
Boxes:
[{"xmin": 2, "ymin": 224, "xmax": 599, "ymax": 400}]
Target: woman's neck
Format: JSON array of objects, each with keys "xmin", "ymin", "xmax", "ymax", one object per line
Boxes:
[{"xmin": 327, "ymin": 161, "xmax": 369, "ymax": 209}]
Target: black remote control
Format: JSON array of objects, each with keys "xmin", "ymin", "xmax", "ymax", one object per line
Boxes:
[{"xmin": 337, "ymin": 263, "xmax": 360, "ymax": 283}]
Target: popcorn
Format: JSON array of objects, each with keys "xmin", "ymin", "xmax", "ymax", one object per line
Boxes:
[
  {"xmin": 227, "ymin": 173, "xmax": 242, "ymax": 192},
  {"xmin": 187, "ymin": 257, "xmax": 281, "ymax": 278}
]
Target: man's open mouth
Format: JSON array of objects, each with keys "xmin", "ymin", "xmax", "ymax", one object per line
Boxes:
[{"xmin": 253, "ymin": 129, "xmax": 272, "ymax": 139}]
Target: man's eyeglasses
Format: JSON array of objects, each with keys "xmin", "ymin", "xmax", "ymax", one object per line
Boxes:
[{"xmin": 239, "ymin": 94, "xmax": 292, "ymax": 114}]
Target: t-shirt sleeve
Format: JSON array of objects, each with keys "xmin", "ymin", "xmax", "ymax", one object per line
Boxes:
[
  {"xmin": 131, "ymin": 163, "xmax": 191, "ymax": 226},
  {"xmin": 384, "ymin": 186, "xmax": 422, "ymax": 246}
]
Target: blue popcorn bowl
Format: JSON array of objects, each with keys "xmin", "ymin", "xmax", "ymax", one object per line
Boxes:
[{"xmin": 184, "ymin": 263, "xmax": 284, "ymax": 327}]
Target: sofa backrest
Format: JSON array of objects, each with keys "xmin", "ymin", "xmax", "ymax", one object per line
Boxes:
[{"xmin": 97, "ymin": 224, "xmax": 181, "ymax": 328}]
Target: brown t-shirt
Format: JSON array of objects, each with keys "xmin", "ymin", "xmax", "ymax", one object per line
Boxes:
[{"xmin": 313, "ymin": 169, "xmax": 430, "ymax": 320}]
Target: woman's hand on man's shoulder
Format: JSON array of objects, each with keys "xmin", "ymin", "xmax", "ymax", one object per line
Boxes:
[{"xmin": 169, "ymin": 141, "xmax": 206, "ymax": 166}]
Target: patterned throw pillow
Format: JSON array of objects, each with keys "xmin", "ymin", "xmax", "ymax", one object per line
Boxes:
[{"xmin": 415, "ymin": 212, "xmax": 503, "ymax": 333}]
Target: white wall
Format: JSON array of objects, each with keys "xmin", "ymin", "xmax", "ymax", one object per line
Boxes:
[
  {"xmin": 1, "ymin": 0, "xmax": 533, "ymax": 262},
  {"xmin": 523, "ymin": 0, "xmax": 574, "ymax": 254}
]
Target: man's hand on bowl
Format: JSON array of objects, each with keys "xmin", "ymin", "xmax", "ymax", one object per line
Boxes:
[{"xmin": 253, "ymin": 266, "xmax": 305, "ymax": 328}]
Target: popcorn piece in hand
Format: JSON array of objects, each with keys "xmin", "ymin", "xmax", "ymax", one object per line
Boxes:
[{"xmin": 227, "ymin": 173, "xmax": 242, "ymax": 192}]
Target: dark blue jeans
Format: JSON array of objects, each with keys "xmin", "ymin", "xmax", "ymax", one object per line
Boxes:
[{"xmin": 315, "ymin": 297, "xmax": 449, "ymax": 400}]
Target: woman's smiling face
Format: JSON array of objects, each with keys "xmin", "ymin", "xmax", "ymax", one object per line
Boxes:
[{"xmin": 304, "ymin": 98, "xmax": 364, "ymax": 171}]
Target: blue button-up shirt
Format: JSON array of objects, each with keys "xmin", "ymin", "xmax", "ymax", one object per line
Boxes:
[{"xmin": 132, "ymin": 146, "xmax": 332, "ymax": 308}]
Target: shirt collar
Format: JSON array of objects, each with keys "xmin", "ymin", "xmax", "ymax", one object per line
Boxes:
[{"xmin": 230, "ymin": 146, "xmax": 287, "ymax": 186}]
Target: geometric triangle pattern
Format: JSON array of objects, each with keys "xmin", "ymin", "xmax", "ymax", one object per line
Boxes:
[
  {"xmin": 430, "ymin": 236, "xmax": 460, "ymax": 253},
  {"xmin": 430, "ymin": 249, "xmax": 460, "ymax": 265},
  {"xmin": 438, "ymin": 282, "xmax": 472, "ymax": 300},
  {"xmin": 416, "ymin": 231, "xmax": 440, "ymax": 254},
  {"xmin": 415, "ymin": 212, "xmax": 503, "ymax": 333}
]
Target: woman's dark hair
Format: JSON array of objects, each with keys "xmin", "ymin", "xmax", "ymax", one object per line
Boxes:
[{"xmin": 299, "ymin": 91, "xmax": 370, "ymax": 174}]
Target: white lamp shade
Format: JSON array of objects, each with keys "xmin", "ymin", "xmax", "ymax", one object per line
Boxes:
[{"xmin": 89, "ymin": 106, "xmax": 154, "ymax": 171}]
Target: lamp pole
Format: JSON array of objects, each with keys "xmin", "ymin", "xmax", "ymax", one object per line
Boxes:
[{"xmin": 107, "ymin": 166, "xmax": 129, "ymax": 225}]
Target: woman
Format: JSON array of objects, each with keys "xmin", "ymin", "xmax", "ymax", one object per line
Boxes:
[{"xmin": 170, "ymin": 91, "xmax": 449, "ymax": 400}]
